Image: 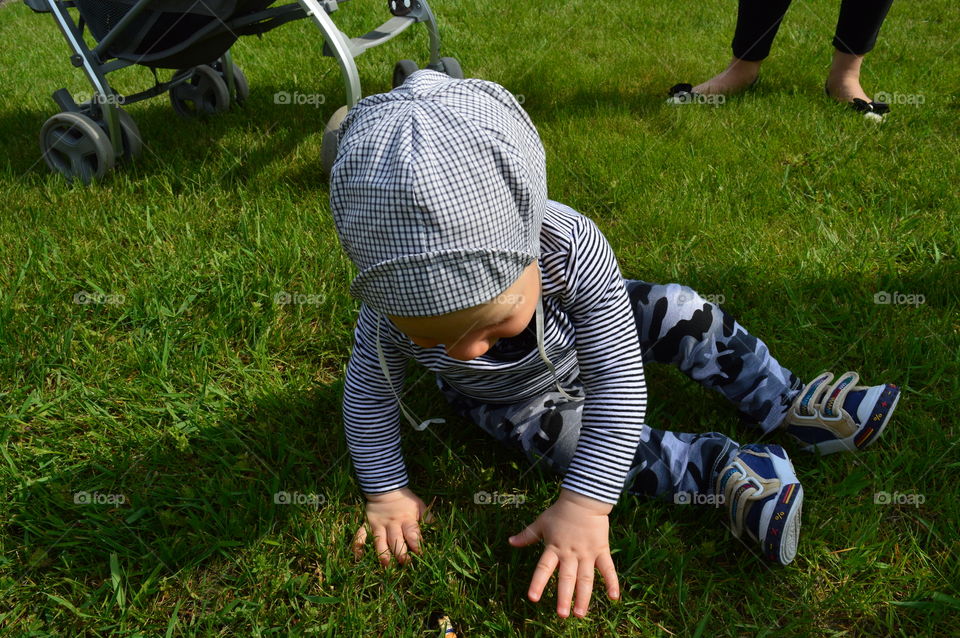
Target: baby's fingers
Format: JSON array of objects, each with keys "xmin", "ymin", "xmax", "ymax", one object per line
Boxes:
[
  {"xmin": 401, "ymin": 520, "xmax": 423, "ymax": 557},
  {"xmin": 386, "ymin": 524, "xmax": 411, "ymax": 565},
  {"xmin": 527, "ymin": 550, "xmax": 558, "ymax": 603},
  {"xmin": 597, "ymin": 553, "xmax": 620, "ymax": 601},
  {"xmin": 572, "ymin": 561, "xmax": 595, "ymax": 618},
  {"xmin": 556, "ymin": 557, "xmax": 578, "ymax": 618},
  {"xmin": 352, "ymin": 525, "xmax": 368, "ymax": 560},
  {"xmin": 371, "ymin": 525, "xmax": 392, "ymax": 566}
]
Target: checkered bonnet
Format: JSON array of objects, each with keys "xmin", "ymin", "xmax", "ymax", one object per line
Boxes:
[{"xmin": 329, "ymin": 70, "xmax": 547, "ymax": 317}]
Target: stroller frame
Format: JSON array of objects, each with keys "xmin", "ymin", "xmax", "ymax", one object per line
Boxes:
[{"xmin": 29, "ymin": 0, "xmax": 456, "ymax": 181}]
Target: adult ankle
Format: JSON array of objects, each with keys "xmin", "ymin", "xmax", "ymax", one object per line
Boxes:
[
  {"xmin": 829, "ymin": 49, "xmax": 865, "ymax": 77},
  {"xmin": 826, "ymin": 50, "xmax": 869, "ymax": 100}
]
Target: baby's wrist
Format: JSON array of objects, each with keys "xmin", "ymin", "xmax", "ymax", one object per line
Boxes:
[
  {"xmin": 365, "ymin": 487, "xmax": 413, "ymax": 503},
  {"xmin": 557, "ymin": 488, "xmax": 614, "ymax": 515}
]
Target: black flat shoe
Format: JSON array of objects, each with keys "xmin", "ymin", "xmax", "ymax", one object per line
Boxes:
[
  {"xmin": 825, "ymin": 83, "xmax": 890, "ymax": 120},
  {"xmin": 851, "ymin": 97, "xmax": 890, "ymax": 121},
  {"xmin": 667, "ymin": 76, "xmax": 758, "ymax": 105},
  {"xmin": 666, "ymin": 83, "xmax": 700, "ymax": 104}
]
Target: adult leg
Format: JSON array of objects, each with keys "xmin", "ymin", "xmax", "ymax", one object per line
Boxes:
[
  {"xmin": 692, "ymin": 0, "xmax": 793, "ymax": 96},
  {"xmin": 826, "ymin": 0, "xmax": 895, "ymax": 103},
  {"xmin": 732, "ymin": 0, "xmax": 794, "ymax": 61},
  {"xmin": 624, "ymin": 281, "xmax": 803, "ymax": 434}
]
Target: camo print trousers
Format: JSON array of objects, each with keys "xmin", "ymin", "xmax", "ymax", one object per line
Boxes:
[{"xmin": 438, "ymin": 281, "xmax": 804, "ymax": 500}]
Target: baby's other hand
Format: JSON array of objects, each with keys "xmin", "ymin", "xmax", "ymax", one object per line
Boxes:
[
  {"xmin": 509, "ymin": 488, "xmax": 619, "ymax": 618},
  {"xmin": 353, "ymin": 487, "xmax": 433, "ymax": 566}
]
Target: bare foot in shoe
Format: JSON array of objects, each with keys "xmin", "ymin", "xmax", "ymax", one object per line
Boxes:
[
  {"xmin": 825, "ymin": 50, "xmax": 872, "ymax": 103},
  {"xmin": 692, "ymin": 57, "xmax": 762, "ymax": 95}
]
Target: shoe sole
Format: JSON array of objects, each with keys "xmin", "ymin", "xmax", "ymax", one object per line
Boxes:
[
  {"xmin": 768, "ymin": 484, "xmax": 802, "ymax": 565},
  {"xmin": 800, "ymin": 387, "xmax": 900, "ymax": 455},
  {"xmin": 759, "ymin": 450, "xmax": 803, "ymax": 565}
]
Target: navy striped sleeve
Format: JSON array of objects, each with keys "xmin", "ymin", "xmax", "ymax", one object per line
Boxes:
[
  {"xmin": 557, "ymin": 215, "xmax": 648, "ymax": 504},
  {"xmin": 342, "ymin": 305, "xmax": 410, "ymax": 495}
]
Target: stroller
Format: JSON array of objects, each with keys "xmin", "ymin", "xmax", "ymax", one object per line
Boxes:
[{"xmin": 25, "ymin": 0, "xmax": 462, "ymax": 183}]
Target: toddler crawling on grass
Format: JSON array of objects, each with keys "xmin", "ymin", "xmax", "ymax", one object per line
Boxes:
[{"xmin": 329, "ymin": 71, "xmax": 900, "ymax": 618}]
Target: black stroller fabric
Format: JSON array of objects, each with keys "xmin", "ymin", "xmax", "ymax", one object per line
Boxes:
[{"xmin": 78, "ymin": 0, "xmax": 275, "ymax": 68}]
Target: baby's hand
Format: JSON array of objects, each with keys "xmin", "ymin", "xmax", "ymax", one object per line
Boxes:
[
  {"xmin": 509, "ymin": 489, "xmax": 619, "ymax": 618},
  {"xmin": 353, "ymin": 487, "xmax": 432, "ymax": 566}
]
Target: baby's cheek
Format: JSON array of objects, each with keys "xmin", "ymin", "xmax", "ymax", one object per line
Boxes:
[{"xmin": 445, "ymin": 338, "xmax": 494, "ymax": 361}]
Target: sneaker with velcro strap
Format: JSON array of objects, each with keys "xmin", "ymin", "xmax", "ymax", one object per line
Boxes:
[
  {"xmin": 783, "ymin": 371, "xmax": 900, "ymax": 455},
  {"xmin": 717, "ymin": 443, "xmax": 803, "ymax": 566}
]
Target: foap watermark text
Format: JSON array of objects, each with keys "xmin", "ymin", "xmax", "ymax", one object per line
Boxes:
[
  {"xmin": 73, "ymin": 91, "xmax": 127, "ymax": 106},
  {"xmin": 491, "ymin": 293, "xmax": 525, "ymax": 306},
  {"xmin": 274, "ymin": 291, "xmax": 326, "ymax": 306},
  {"xmin": 874, "ymin": 92, "xmax": 925, "ymax": 106},
  {"xmin": 874, "ymin": 291, "xmax": 925, "ymax": 307},
  {"xmin": 874, "ymin": 491, "xmax": 925, "ymax": 507},
  {"xmin": 274, "ymin": 91, "xmax": 326, "ymax": 107},
  {"xmin": 474, "ymin": 490, "xmax": 526, "ymax": 507},
  {"xmin": 74, "ymin": 491, "xmax": 126, "ymax": 505},
  {"xmin": 674, "ymin": 491, "xmax": 725, "ymax": 506},
  {"xmin": 677, "ymin": 291, "xmax": 725, "ymax": 306},
  {"xmin": 74, "ymin": 291, "xmax": 125, "ymax": 305},
  {"xmin": 274, "ymin": 490, "xmax": 326, "ymax": 509},
  {"xmin": 669, "ymin": 93, "xmax": 726, "ymax": 107}
]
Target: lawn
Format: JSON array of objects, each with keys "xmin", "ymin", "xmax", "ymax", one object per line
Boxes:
[{"xmin": 0, "ymin": 0, "xmax": 958, "ymax": 635}]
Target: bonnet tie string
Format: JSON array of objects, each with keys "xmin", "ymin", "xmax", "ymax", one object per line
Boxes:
[{"xmin": 375, "ymin": 316, "xmax": 445, "ymax": 432}]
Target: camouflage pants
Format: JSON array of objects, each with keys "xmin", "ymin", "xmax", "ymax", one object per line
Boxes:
[{"xmin": 437, "ymin": 281, "xmax": 803, "ymax": 500}]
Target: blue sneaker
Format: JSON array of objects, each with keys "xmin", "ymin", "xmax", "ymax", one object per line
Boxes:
[
  {"xmin": 717, "ymin": 444, "xmax": 803, "ymax": 565},
  {"xmin": 783, "ymin": 371, "xmax": 900, "ymax": 454}
]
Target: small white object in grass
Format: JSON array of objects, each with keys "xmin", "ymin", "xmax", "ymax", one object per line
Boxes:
[
  {"xmin": 437, "ymin": 615, "xmax": 457, "ymax": 636},
  {"xmin": 864, "ymin": 111, "xmax": 885, "ymax": 122}
]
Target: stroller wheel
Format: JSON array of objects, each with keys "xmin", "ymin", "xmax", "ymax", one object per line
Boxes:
[
  {"xmin": 230, "ymin": 64, "xmax": 250, "ymax": 105},
  {"xmin": 169, "ymin": 65, "xmax": 231, "ymax": 117},
  {"xmin": 210, "ymin": 60, "xmax": 250, "ymax": 106},
  {"xmin": 111, "ymin": 108, "xmax": 143, "ymax": 163},
  {"xmin": 392, "ymin": 59, "xmax": 419, "ymax": 88},
  {"xmin": 39, "ymin": 111, "xmax": 116, "ymax": 184},
  {"xmin": 321, "ymin": 105, "xmax": 349, "ymax": 177},
  {"xmin": 438, "ymin": 57, "xmax": 463, "ymax": 80}
]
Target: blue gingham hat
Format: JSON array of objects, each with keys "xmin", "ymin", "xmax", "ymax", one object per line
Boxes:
[{"xmin": 329, "ymin": 70, "xmax": 547, "ymax": 317}]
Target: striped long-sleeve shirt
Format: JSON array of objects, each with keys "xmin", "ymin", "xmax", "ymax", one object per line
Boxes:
[{"xmin": 342, "ymin": 201, "xmax": 648, "ymax": 504}]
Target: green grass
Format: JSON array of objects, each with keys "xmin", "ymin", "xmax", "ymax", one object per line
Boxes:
[{"xmin": 1, "ymin": 0, "xmax": 958, "ymax": 635}]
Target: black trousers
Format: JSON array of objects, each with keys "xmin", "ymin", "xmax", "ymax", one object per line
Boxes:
[{"xmin": 732, "ymin": 0, "xmax": 895, "ymax": 61}]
